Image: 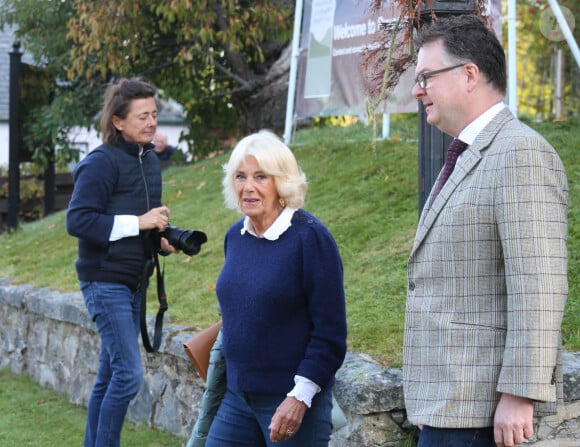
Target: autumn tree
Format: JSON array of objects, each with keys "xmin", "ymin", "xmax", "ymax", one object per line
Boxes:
[
  {"xmin": 0, "ymin": 0, "xmax": 101, "ymax": 166},
  {"xmin": 1, "ymin": 0, "xmax": 294, "ymax": 161}
]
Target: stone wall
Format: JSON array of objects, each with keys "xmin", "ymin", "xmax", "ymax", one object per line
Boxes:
[
  {"xmin": 1, "ymin": 278, "xmax": 579, "ymax": 446},
  {"xmin": 0, "ymin": 279, "xmax": 204, "ymax": 439}
]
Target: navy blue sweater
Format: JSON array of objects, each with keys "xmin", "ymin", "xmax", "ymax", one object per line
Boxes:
[
  {"xmin": 216, "ymin": 209, "xmax": 347, "ymax": 393},
  {"xmin": 66, "ymin": 138, "xmax": 162, "ymax": 290}
]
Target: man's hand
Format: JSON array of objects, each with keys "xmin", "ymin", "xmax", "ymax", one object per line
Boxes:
[{"xmin": 494, "ymin": 393, "xmax": 534, "ymax": 446}]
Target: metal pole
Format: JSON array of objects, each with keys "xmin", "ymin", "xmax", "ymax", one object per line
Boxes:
[
  {"xmin": 547, "ymin": 0, "xmax": 580, "ymax": 68},
  {"xmin": 284, "ymin": 0, "xmax": 304, "ymax": 145},
  {"xmin": 555, "ymin": 48, "xmax": 563, "ymax": 119},
  {"xmin": 8, "ymin": 41, "xmax": 22, "ymax": 231},
  {"xmin": 382, "ymin": 113, "xmax": 390, "ymax": 140},
  {"xmin": 507, "ymin": 0, "xmax": 517, "ymax": 115},
  {"xmin": 44, "ymin": 156, "xmax": 56, "ymax": 216}
]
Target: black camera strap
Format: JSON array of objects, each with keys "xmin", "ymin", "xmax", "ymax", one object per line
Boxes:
[{"xmin": 139, "ymin": 253, "xmax": 168, "ymax": 352}]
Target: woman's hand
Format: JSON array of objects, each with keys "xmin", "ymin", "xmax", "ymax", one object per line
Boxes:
[
  {"xmin": 268, "ymin": 396, "xmax": 307, "ymax": 442},
  {"xmin": 160, "ymin": 237, "xmax": 179, "ymax": 254},
  {"xmin": 138, "ymin": 206, "xmax": 170, "ymax": 231}
]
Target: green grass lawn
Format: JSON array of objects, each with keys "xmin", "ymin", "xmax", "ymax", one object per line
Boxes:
[
  {"xmin": 0, "ymin": 367, "xmax": 184, "ymax": 446},
  {"xmin": 1, "ymin": 114, "xmax": 579, "ymax": 366}
]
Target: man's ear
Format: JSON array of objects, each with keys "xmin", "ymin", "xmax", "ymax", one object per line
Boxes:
[{"xmin": 464, "ymin": 63, "xmax": 480, "ymax": 92}]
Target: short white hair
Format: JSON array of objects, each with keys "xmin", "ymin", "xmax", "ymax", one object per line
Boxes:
[{"xmin": 222, "ymin": 130, "xmax": 308, "ymax": 210}]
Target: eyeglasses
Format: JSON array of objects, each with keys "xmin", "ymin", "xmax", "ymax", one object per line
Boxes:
[{"xmin": 414, "ymin": 63, "xmax": 466, "ymax": 89}]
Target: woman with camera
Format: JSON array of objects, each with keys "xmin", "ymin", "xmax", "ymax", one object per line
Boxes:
[
  {"xmin": 204, "ymin": 130, "xmax": 347, "ymax": 447},
  {"xmin": 66, "ymin": 78, "xmax": 178, "ymax": 447}
]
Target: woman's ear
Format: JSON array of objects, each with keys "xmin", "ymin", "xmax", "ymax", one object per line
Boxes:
[{"xmin": 112, "ymin": 116, "xmax": 122, "ymax": 131}]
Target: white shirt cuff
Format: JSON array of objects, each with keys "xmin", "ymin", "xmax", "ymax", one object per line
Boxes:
[
  {"xmin": 110, "ymin": 215, "xmax": 139, "ymax": 241},
  {"xmin": 286, "ymin": 375, "xmax": 321, "ymax": 408}
]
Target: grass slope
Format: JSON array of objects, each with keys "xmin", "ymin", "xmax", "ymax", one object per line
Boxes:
[{"xmin": 1, "ymin": 114, "xmax": 578, "ymax": 366}]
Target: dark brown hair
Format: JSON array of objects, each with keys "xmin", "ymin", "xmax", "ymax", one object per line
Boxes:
[
  {"xmin": 415, "ymin": 15, "xmax": 507, "ymax": 94},
  {"xmin": 100, "ymin": 78, "xmax": 157, "ymax": 146}
]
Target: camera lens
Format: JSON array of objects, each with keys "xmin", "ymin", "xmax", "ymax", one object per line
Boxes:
[
  {"xmin": 178, "ymin": 229, "xmax": 207, "ymax": 256},
  {"xmin": 163, "ymin": 225, "xmax": 207, "ymax": 256}
]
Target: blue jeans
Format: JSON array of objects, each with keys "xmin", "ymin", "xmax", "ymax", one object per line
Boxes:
[
  {"xmin": 206, "ymin": 386, "xmax": 333, "ymax": 447},
  {"xmin": 81, "ymin": 281, "xmax": 144, "ymax": 447},
  {"xmin": 418, "ymin": 426, "xmax": 495, "ymax": 447}
]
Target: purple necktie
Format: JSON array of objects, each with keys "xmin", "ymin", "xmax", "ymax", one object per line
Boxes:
[{"xmin": 432, "ymin": 138, "xmax": 468, "ymax": 201}]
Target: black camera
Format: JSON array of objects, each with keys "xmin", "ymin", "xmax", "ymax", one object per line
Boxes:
[{"xmin": 162, "ymin": 225, "xmax": 207, "ymax": 256}]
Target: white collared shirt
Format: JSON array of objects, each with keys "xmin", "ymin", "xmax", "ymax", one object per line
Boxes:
[
  {"xmin": 458, "ymin": 102, "xmax": 506, "ymax": 146},
  {"xmin": 240, "ymin": 206, "xmax": 296, "ymax": 240}
]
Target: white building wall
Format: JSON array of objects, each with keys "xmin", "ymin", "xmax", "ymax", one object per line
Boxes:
[
  {"xmin": 0, "ymin": 125, "xmax": 8, "ymax": 170},
  {"xmin": 0, "ymin": 123, "xmax": 189, "ymax": 171}
]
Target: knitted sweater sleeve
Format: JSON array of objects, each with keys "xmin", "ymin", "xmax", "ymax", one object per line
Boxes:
[{"xmin": 297, "ymin": 221, "xmax": 348, "ymax": 389}]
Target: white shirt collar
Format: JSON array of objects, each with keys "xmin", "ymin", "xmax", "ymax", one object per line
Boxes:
[
  {"xmin": 458, "ymin": 102, "xmax": 506, "ymax": 146},
  {"xmin": 240, "ymin": 207, "xmax": 297, "ymax": 240}
]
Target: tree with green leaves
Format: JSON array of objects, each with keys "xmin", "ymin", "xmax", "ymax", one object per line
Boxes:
[
  {"xmin": 1, "ymin": 0, "xmax": 101, "ymax": 167},
  {"xmin": 511, "ymin": 0, "xmax": 580, "ymax": 119},
  {"xmin": 1, "ymin": 0, "xmax": 294, "ymax": 163}
]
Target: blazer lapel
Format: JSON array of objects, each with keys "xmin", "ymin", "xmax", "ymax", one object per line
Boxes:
[{"xmin": 411, "ymin": 108, "xmax": 515, "ymax": 255}]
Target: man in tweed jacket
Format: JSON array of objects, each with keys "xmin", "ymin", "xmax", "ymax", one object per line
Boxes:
[{"xmin": 403, "ymin": 15, "xmax": 568, "ymax": 447}]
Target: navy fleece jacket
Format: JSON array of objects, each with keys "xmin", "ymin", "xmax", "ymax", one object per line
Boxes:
[{"xmin": 66, "ymin": 137, "xmax": 162, "ymax": 289}]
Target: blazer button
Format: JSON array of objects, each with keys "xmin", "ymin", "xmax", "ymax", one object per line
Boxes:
[{"xmin": 408, "ymin": 281, "xmax": 415, "ymax": 291}]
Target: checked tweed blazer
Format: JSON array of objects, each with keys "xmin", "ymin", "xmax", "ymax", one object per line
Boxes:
[{"xmin": 403, "ymin": 108, "xmax": 569, "ymax": 428}]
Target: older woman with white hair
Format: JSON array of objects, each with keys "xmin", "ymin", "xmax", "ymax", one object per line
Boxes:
[{"xmin": 205, "ymin": 129, "xmax": 347, "ymax": 447}]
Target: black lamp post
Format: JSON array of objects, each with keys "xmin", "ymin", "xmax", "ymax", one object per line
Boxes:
[
  {"xmin": 8, "ymin": 41, "xmax": 22, "ymax": 231},
  {"xmin": 416, "ymin": 0, "xmax": 475, "ymax": 212}
]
